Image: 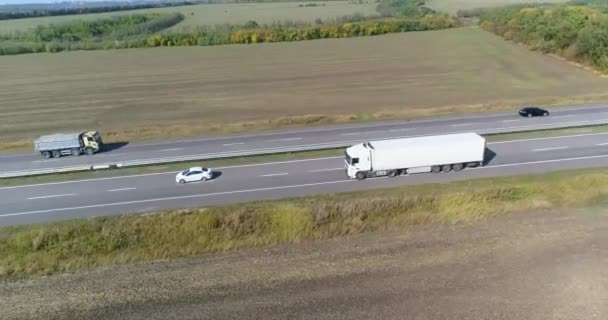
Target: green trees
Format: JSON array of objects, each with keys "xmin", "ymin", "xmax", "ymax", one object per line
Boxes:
[
  {"xmin": 480, "ymin": 4, "xmax": 608, "ymax": 72},
  {"xmin": 0, "ymin": 13, "xmax": 184, "ymax": 54},
  {"xmin": 0, "ymin": 9, "xmax": 459, "ymax": 55},
  {"xmin": 376, "ymin": 0, "xmax": 435, "ymax": 17}
]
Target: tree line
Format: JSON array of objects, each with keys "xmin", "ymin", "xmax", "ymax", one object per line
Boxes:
[
  {"xmin": 0, "ymin": 9, "xmax": 457, "ymax": 55},
  {"xmin": 376, "ymin": 0, "xmax": 436, "ymax": 17},
  {"xmin": 0, "ymin": 1, "xmax": 199, "ymax": 21},
  {"xmin": 146, "ymin": 14, "xmax": 457, "ymax": 47},
  {"xmin": 479, "ymin": 4, "xmax": 608, "ymax": 71}
]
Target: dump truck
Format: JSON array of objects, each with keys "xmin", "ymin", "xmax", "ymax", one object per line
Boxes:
[
  {"xmin": 34, "ymin": 131, "xmax": 103, "ymax": 159},
  {"xmin": 344, "ymin": 132, "xmax": 486, "ymax": 180}
]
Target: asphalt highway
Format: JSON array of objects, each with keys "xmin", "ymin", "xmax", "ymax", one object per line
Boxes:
[
  {"xmin": 1, "ymin": 104, "xmax": 608, "ymax": 174},
  {"xmin": 2, "ymin": 131, "xmax": 608, "ymax": 225}
]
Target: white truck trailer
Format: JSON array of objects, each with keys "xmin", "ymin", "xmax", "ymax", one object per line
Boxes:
[
  {"xmin": 34, "ymin": 131, "xmax": 103, "ymax": 159},
  {"xmin": 344, "ymin": 132, "xmax": 486, "ymax": 180}
]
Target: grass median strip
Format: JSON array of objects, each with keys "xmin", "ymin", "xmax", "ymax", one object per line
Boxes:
[
  {"xmin": 2, "ymin": 167, "xmax": 608, "ymax": 278},
  {"xmin": 3, "ymin": 124, "xmax": 608, "ymax": 187}
]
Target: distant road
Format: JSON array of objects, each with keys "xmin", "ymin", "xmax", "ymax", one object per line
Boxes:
[
  {"xmin": 2, "ymin": 104, "xmax": 608, "ymax": 174},
  {"xmin": 3, "ymin": 131, "xmax": 608, "ymax": 225}
]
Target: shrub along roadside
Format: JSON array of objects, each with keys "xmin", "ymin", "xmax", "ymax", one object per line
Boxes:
[
  {"xmin": 2, "ymin": 167, "xmax": 608, "ymax": 278},
  {"xmin": 479, "ymin": 4, "xmax": 608, "ymax": 72}
]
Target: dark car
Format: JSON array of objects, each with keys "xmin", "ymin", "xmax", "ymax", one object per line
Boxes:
[{"xmin": 519, "ymin": 107, "xmax": 549, "ymax": 117}]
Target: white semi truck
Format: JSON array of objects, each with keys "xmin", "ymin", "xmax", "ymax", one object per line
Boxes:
[{"xmin": 344, "ymin": 132, "xmax": 486, "ymax": 180}]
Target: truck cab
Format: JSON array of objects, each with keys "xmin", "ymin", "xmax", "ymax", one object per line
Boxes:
[
  {"xmin": 81, "ymin": 131, "xmax": 103, "ymax": 153},
  {"xmin": 344, "ymin": 143, "xmax": 371, "ymax": 179}
]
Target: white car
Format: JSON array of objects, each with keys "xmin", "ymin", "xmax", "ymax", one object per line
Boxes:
[{"xmin": 176, "ymin": 167, "xmax": 213, "ymax": 184}]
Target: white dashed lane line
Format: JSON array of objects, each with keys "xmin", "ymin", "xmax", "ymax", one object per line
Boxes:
[
  {"xmin": 28, "ymin": 193, "xmax": 75, "ymax": 200},
  {"xmin": 532, "ymin": 146, "xmax": 569, "ymax": 152}
]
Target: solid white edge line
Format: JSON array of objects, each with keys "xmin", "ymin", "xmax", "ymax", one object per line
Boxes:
[
  {"xmin": 28, "ymin": 193, "xmax": 74, "ymax": 200},
  {"xmin": 6, "ymin": 153, "xmax": 608, "ymax": 217},
  {"xmin": 1, "ymin": 180, "xmax": 355, "ymax": 217},
  {"xmin": 5, "ymin": 128, "xmax": 608, "ymax": 191},
  {"xmin": 119, "ymin": 105, "xmax": 608, "ymax": 146},
  {"xmin": 223, "ymin": 143, "xmax": 245, "ymax": 146}
]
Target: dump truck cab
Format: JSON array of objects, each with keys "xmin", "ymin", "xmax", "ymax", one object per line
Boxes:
[{"xmin": 81, "ymin": 131, "xmax": 103, "ymax": 154}]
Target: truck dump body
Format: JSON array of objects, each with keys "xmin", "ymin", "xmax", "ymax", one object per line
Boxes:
[
  {"xmin": 34, "ymin": 133, "xmax": 82, "ymax": 152},
  {"xmin": 368, "ymin": 133, "xmax": 486, "ymax": 171}
]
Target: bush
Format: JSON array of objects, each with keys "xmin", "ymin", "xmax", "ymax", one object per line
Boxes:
[{"xmin": 480, "ymin": 4, "xmax": 608, "ymax": 72}]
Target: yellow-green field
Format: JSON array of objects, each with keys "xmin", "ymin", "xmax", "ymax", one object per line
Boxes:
[
  {"xmin": 427, "ymin": 0, "xmax": 571, "ymax": 14},
  {"xmin": 0, "ymin": 27, "xmax": 607, "ymax": 149},
  {"xmin": 0, "ymin": 1, "xmax": 377, "ymax": 32}
]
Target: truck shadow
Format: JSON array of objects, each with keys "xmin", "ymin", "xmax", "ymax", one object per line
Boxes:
[
  {"xmin": 101, "ymin": 142, "xmax": 129, "ymax": 153},
  {"xmin": 483, "ymin": 148, "xmax": 497, "ymax": 165}
]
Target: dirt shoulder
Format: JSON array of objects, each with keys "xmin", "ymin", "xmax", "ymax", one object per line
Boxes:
[{"xmin": 2, "ymin": 208, "xmax": 608, "ymax": 320}]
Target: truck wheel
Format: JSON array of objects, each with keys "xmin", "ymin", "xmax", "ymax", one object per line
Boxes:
[
  {"xmin": 431, "ymin": 166, "xmax": 441, "ymax": 173},
  {"xmin": 467, "ymin": 161, "xmax": 481, "ymax": 168},
  {"xmin": 441, "ymin": 164, "xmax": 451, "ymax": 172},
  {"xmin": 71, "ymin": 148, "xmax": 80, "ymax": 156},
  {"xmin": 85, "ymin": 148, "xmax": 95, "ymax": 155},
  {"xmin": 388, "ymin": 170, "xmax": 398, "ymax": 177},
  {"xmin": 356, "ymin": 172, "xmax": 366, "ymax": 180},
  {"xmin": 452, "ymin": 163, "xmax": 464, "ymax": 171},
  {"xmin": 42, "ymin": 151, "xmax": 51, "ymax": 159},
  {"xmin": 52, "ymin": 150, "xmax": 61, "ymax": 158}
]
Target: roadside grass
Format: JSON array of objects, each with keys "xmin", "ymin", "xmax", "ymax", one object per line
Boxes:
[
  {"xmin": 2, "ymin": 167, "xmax": 608, "ymax": 278},
  {"xmin": 3, "ymin": 125, "xmax": 608, "ymax": 187},
  {"xmin": 1, "ymin": 28, "xmax": 607, "ymax": 153}
]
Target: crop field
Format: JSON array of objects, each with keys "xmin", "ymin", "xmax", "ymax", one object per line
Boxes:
[
  {"xmin": 0, "ymin": 1, "xmax": 378, "ymax": 32},
  {"xmin": 427, "ymin": 0, "xmax": 570, "ymax": 14},
  {"xmin": 0, "ymin": 27, "xmax": 607, "ymax": 148}
]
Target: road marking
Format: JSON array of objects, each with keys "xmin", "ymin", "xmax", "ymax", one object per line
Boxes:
[
  {"xmin": 597, "ymin": 143, "xmax": 608, "ymax": 146},
  {"xmin": 261, "ymin": 173, "xmax": 288, "ymax": 177},
  {"xmin": 28, "ymin": 193, "xmax": 74, "ymax": 200},
  {"xmin": 488, "ymin": 131, "xmax": 608, "ymax": 145},
  {"xmin": 107, "ymin": 187, "xmax": 136, "ymax": 192},
  {"xmin": 551, "ymin": 115, "xmax": 572, "ymax": 119},
  {"xmin": 128, "ymin": 105, "xmax": 608, "ymax": 146},
  {"xmin": 223, "ymin": 142, "xmax": 245, "ymax": 146},
  {"xmin": 309, "ymin": 168, "xmax": 344, "ymax": 172},
  {"xmin": 532, "ymin": 146, "xmax": 569, "ymax": 152},
  {"xmin": 451, "ymin": 123, "xmax": 474, "ymax": 127},
  {"xmin": 271, "ymin": 137, "xmax": 303, "ymax": 142},
  {"xmin": 389, "ymin": 128, "xmax": 416, "ymax": 132},
  {"xmin": 6, "ymin": 129, "xmax": 608, "ymax": 191},
  {"xmin": 341, "ymin": 132, "xmax": 361, "ymax": 136},
  {"xmin": 0, "ymin": 180, "xmax": 356, "ymax": 218},
  {"xmin": 33, "ymin": 159, "xmax": 60, "ymax": 163},
  {"xmin": 0, "ymin": 156, "xmax": 343, "ymax": 191},
  {"xmin": 9, "ymin": 152, "xmax": 608, "ymax": 218},
  {"xmin": 502, "ymin": 120, "xmax": 520, "ymax": 123},
  {"xmin": 476, "ymin": 153, "xmax": 608, "ymax": 170},
  {"xmin": 160, "ymin": 148, "xmax": 183, "ymax": 152}
]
